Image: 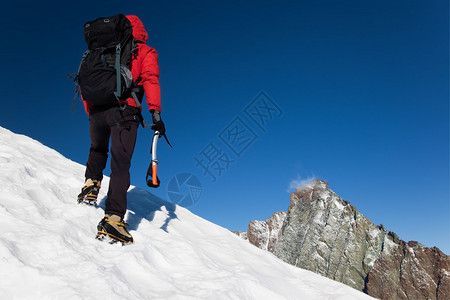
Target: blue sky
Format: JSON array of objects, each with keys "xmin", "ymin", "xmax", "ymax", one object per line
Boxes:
[{"xmin": 1, "ymin": 0, "xmax": 448, "ymax": 253}]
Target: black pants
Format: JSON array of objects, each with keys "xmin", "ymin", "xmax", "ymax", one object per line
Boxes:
[{"xmin": 85, "ymin": 105, "xmax": 140, "ymax": 219}]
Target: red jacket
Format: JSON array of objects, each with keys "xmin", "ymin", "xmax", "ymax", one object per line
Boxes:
[{"xmin": 83, "ymin": 15, "xmax": 161, "ymax": 115}]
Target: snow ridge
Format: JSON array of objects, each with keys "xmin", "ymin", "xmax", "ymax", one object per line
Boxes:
[{"xmin": 0, "ymin": 127, "xmax": 373, "ymax": 299}]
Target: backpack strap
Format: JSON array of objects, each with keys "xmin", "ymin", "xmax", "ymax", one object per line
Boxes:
[
  {"xmin": 118, "ymin": 66, "xmax": 142, "ymax": 109},
  {"xmin": 77, "ymin": 50, "xmax": 90, "ymax": 76},
  {"xmin": 131, "ymin": 88, "xmax": 142, "ymax": 108},
  {"xmin": 70, "ymin": 50, "xmax": 90, "ymax": 112},
  {"xmin": 113, "ymin": 44, "xmax": 122, "ymax": 101}
]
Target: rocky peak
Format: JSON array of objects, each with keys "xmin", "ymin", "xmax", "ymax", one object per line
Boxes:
[
  {"xmin": 289, "ymin": 179, "xmax": 350, "ymax": 213},
  {"xmin": 237, "ymin": 179, "xmax": 449, "ymax": 299}
]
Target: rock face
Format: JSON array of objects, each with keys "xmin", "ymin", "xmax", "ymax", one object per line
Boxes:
[
  {"xmin": 238, "ymin": 180, "xmax": 449, "ymax": 299},
  {"xmin": 247, "ymin": 212, "xmax": 286, "ymax": 252},
  {"xmin": 365, "ymin": 241, "xmax": 450, "ymax": 300}
]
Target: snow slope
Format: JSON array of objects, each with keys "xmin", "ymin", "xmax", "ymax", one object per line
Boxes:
[{"xmin": 0, "ymin": 126, "xmax": 374, "ymax": 299}]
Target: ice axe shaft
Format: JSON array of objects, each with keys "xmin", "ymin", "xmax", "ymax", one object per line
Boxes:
[{"xmin": 146, "ymin": 131, "xmax": 160, "ymax": 188}]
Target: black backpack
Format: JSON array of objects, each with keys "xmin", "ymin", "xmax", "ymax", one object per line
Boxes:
[{"xmin": 72, "ymin": 14, "xmax": 143, "ymax": 107}]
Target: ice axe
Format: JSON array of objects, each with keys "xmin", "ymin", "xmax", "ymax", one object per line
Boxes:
[
  {"xmin": 146, "ymin": 130, "xmax": 161, "ymax": 188},
  {"xmin": 146, "ymin": 129, "xmax": 172, "ymax": 188}
]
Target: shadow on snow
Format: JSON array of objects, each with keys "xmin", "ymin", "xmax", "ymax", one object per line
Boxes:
[{"xmin": 97, "ymin": 187, "xmax": 177, "ymax": 233}]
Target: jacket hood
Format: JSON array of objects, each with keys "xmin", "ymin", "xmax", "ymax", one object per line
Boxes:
[{"xmin": 126, "ymin": 15, "xmax": 148, "ymax": 43}]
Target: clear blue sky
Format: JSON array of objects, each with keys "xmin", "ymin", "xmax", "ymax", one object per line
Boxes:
[{"xmin": 1, "ymin": 0, "xmax": 448, "ymax": 253}]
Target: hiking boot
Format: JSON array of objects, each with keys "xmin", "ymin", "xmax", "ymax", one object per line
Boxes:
[
  {"xmin": 77, "ymin": 179, "xmax": 101, "ymax": 205},
  {"xmin": 96, "ymin": 214, "xmax": 134, "ymax": 245}
]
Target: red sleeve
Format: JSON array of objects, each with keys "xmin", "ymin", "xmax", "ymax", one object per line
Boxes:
[
  {"xmin": 81, "ymin": 93, "xmax": 92, "ymax": 116},
  {"xmin": 140, "ymin": 48, "xmax": 161, "ymax": 112},
  {"xmin": 82, "ymin": 97, "xmax": 92, "ymax": 116}
]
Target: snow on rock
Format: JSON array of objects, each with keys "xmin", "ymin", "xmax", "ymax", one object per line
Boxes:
[{"xmin": 0, "ymin": 127, "xmax": 374, "ymax": 299}]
